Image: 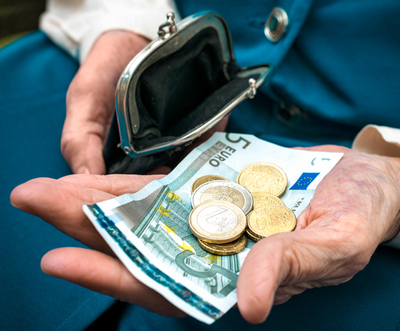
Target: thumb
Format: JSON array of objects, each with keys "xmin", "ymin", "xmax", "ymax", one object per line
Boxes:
[
  {"xmin": 237, "ymin": 235, "xmax": 286, "ymax": 324},
  {"xmin": 61, "ymin": 122, "xmax": 106, "ymax": 175},
  {"xmin": 237, "ymin": 227, "xmax": 355, "ymax": 324}
]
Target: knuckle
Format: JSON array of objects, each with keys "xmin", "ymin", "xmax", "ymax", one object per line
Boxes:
[
  {"xmin": 60, "ymin": 133, "xmax": 83, "ymax": 162},
  {"xmin": 60, "ymin": 133, "xmax": 73, "ymax": 154}
]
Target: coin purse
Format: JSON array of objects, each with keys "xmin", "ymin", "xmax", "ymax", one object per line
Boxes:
[{"xmin": 104, "ymin": 11, "xmax": 271, "ymax": 174}]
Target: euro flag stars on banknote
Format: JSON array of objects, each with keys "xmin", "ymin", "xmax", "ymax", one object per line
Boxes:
[{"xmin": 83, "ymin": 133, "xmax": 343, "ymax": 324}]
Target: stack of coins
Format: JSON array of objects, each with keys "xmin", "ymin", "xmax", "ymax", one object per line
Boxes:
[
  {"xmin": 189, "ymin": 179, "xmax": 251, "ymax": 256},
  {"xmin": 237, "ymin": 163, "xmax": 296, "ymax": 242},
  {"xmin": 188, "ymin": 163, "xmax": 297, "ymax": 256}
]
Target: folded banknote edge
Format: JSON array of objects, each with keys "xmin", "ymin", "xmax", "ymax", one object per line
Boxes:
[{"xmin": 83, "ymin": 204, "xmax": 227, "ymax": 324}]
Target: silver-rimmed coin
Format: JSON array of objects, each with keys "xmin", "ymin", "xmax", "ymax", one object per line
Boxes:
[
  {"xmin": 191, "ymin": 180, "xmax": 253, "ymax": 215},
  {"xmin": 189, "ymin": 201, "xmax": 247, "ymax": 244}
]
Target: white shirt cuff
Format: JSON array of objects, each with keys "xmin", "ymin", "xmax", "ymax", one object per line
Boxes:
[
  {"xmin": 40, "ymin": 0, "xmax": 179, "ymax": 63},
  {"xmin": 352, "ymin": 124, "xmax": 400, "ymax": 157}
]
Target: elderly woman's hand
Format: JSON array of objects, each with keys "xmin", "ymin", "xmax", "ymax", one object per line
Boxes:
[
  {"xmin": 11, "ymin": 173, "xmax": 185, "ymax": 317},
  {"xmin": 237, "ymin": 146, "xmax": 400, "ymax": 323},
  {"xmin": 62, "ymin": 31, "xmax": 149, "ymax": 175}
]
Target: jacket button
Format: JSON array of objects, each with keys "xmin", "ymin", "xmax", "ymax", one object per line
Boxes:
[
  {"xmin": 264, "ymin": 7, "xmax": 289, "ymax": 43},
  {"xmin": 274, "ymin": 101, "xmax": 303, "ymax": 126}
]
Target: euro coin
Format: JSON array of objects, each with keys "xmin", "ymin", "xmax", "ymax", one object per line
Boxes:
[
  {"xmin": 191, "ymin": 180, "xmax": 253, "ymax": 215},
  {"xmin": 252, "ymin": 193, "xmax": 285, "ymax": 209},
  {"xmin": 198, "ymin": 235, "xmax": 247, "ymax": 256},
  {"xmin": 191, "ymin": 175, "xmax": 228, "ymax": 192},
  {"xmin": 189, "ymin": 200, "xmax": 247, "ymax": 244},
  {"xmin": 245, "ymin": 227, "xmax": 263, "ymax": 242},
  {"xmin": 237, "ymin": 162, "xmax": 288, "ymax": 197},
  {"xmin": 247, "ymin": 205, "xmax": 296, "ymax": 238}
]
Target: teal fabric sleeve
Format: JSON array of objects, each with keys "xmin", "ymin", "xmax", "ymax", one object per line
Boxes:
[{"xmin": 0, "ymin": 31, "xmax": 115, "ymax": 330}]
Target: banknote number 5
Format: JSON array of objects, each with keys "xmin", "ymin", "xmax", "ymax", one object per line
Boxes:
[{"xmin": 225, "ymin": 133, "xmax": 251, "ymax": 149}]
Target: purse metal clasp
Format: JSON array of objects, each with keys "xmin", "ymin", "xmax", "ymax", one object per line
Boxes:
[
  {"xmin": 158, "ymin": 12, "xmax": 177, "ymax": 39},
  {"xmin": 247, "ymin": 78, "xmax": 257, "ymax": 99}
]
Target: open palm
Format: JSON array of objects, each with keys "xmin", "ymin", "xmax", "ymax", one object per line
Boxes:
[
  {"xmin": 11, "ymin": 173, "xmax": 185, "ymax": 317},
  {"xmin": 238, "ymin": 146, "xmax": 400, "ymax": 323}
]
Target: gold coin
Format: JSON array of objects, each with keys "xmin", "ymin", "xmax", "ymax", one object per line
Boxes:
[
  {"xmin": 245, "ymin": 227, "xmax": 263, "ymax": 242},
  {"xmin": 247, "ymin": 205, "xmax": 296, "ymax": 238},
  {"xmin": 198, "ymin": 235, "xmax": 248, "ymax": 256},
  {"xmin": 252, "ymin": 193, "xmax": 285, "ymax": 209},
  {"xmin": 245, "ymin": 211, "xmax": 263, "ymax": 242},
  {"xmin": 246, "ymin": 209, "xmax": 254, "ymax": 225},
  {"xmin": 189, "ymin": 201, "xmax": 247, "ymax": 244},
  {"xmin": 192, "ymin": 175, "xmax": 229, "ymax": 192},
  {"xmin": 237, "ymin": 162, "xmax": 288, "ymax": 197}
]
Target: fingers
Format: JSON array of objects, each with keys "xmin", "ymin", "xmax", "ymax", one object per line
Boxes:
[
  {"xmin": 62, "ymin": 54, "xmax": 115, "ymax": 175},
  {"xmin": 62, "ymin": 31, "xmax": 149, "ymax": 175},
  {"xmin": 58, "ymin": 174, "xmax": 165, "ymax": 196},
  {"xmin": 61, "ymin": 123, "xmax": 106, "ymax": 175},
  {"xmin": 41, "ymin": 247, "xmax": 186, "ymax": 317},
  {"xmin": 10, "ymin": 177, "xmax": 114, "ymax": 253},
  {"xmin": 10, "ymin": 174, "xmax": 164, "ymax": 252}
]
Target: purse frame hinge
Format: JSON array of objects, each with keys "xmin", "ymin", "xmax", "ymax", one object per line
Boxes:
[{"xmin": 158, "ymin": 12, "xmax": 178, "ymax": 39}]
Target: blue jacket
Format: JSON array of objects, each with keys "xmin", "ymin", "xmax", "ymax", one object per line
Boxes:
[{"xmin": 176, "ymin": 0, "xmax": 400, "ymax": 147}]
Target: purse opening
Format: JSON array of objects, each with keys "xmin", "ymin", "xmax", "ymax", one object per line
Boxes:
[{"xmin": 130, "ymin": 27, "xmax": 260, "ymax": 150}]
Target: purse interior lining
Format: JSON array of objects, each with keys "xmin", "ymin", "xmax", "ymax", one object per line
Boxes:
[{"xmin": 130, "ymin": 27, "xmax": 259, "ymax": 151}]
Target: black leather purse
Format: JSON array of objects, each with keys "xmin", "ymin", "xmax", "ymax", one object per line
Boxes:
[{"xmin": 104, "ymin": 11, "xmax": 271, "ymax": 174}]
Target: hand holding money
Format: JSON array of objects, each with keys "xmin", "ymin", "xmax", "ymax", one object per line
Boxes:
[
  {"xmin": 10, "ymin": 135, "xmax": 400, "ymax": 324},
  {"xmin": 238, "ymin": 145, "xmax": 400, "ymax": 323},
  {"xmin": 10, "ymin": 173, "xmax": 185, "ymax": 317}
]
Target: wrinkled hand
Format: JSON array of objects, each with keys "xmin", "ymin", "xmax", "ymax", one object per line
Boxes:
[
  {"xmin": 238, "ymin": 146, "xmax": 400, "ymax": 323},
  {"xmin": 62, "ymin": 31, "xmax": 149, "ymax": 175},
  {"xmin": 10, "ymin": 146, "xmax": 400, "ymax": 322},
  {"xmin": 11, "ymin": 173, "xmax": 185, "ymax": 317}
]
